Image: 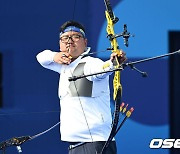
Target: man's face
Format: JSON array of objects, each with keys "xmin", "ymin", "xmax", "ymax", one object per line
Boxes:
[{"xmin": 59, "ymin": 31, "xmax": 87, "ymax": 59}]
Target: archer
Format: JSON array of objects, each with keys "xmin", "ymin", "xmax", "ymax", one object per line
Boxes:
[{"xmin": 36, "ymin": 20, "xmax": 126, "ymax": 154}]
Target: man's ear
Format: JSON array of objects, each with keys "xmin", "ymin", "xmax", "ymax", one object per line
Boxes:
[{"xmin": 84, "ymin": 38, "xmax": 88, "ymax": 46}]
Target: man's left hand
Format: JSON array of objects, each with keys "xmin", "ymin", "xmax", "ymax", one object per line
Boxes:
[{"xmin": 110, "ymin": 52, "xmax": 127, "ymax": 65}]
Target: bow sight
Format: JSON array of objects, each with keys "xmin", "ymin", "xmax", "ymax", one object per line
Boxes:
[{"xmin": 107, "ymin": 24, "xmax": 134, "ymax": 47}]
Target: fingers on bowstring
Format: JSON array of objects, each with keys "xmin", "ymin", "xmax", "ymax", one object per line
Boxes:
[{"xmin": 60, "ymin": 52, "xmax": 72, "ymax": 64}]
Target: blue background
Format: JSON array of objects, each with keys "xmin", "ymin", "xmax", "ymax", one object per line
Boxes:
[{"xmin": 0, "ymin": 0, "xmax": 180, "ymax": 153}]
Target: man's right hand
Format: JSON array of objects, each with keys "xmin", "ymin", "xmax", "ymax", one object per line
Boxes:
[{"xmin": 53, "ymin": 52, "xmax": 72, "ymax": 65}]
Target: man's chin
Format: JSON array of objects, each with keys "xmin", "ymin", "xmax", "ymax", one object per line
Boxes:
[{"xmin": 67, "ymin": 46, "xmax": 75, "ymax": 51}]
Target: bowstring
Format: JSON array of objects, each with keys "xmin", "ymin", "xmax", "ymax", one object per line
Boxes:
[
  {"xmin": 72, "ymin": 0, "xmax": 77, "ymax": 20},
  {"xmin": 69, "ymin": 69, "xmax": 95, "ymax": 143},
  {"xmin": 67, "ymin": 47, "xmax": 98, "ymax": 153},
  {"xmin": 70, "ymin": 0, "xmax": 98, "ymax": 153}
]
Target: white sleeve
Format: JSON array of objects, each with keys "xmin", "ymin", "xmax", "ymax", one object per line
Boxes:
[
  {"xmin": 36, "ymin": 50, "xmax": 61, "ymax": 73},
  {"xmin": 84, "ymin": 58, "xmax": 114, "ymax": 81}
]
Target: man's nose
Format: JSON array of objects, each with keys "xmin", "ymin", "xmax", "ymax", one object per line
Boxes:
[{"xmin": 67, "ymin": 37, "xmax": 74, "ymax": 43}]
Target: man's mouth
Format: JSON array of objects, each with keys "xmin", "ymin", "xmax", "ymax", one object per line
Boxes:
[{"xmin": 67, "ymin": 45, "xmax": 76, "ymax": 51}]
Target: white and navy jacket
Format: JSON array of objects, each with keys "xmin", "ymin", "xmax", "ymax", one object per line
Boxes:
[{"xmin": 36, "ymin": 47, "xmax": 115, "ymax": 142}]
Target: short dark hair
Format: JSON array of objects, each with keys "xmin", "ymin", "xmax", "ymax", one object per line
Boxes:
[{"xmin": 60, "ymin": 20, "xmax": 85, "ymax": 33}]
